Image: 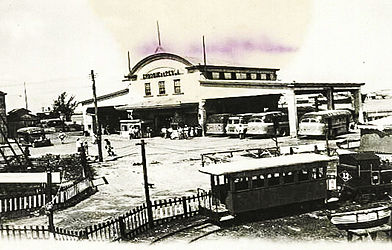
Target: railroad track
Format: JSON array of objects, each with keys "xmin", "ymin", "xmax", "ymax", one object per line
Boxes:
[{"xmin": 151, "ymin": 218, "xmax": 223, "ymax": 244}]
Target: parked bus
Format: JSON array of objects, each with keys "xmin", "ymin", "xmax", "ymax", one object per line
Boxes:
[
  {"xmin": 17, "ymin": 127, "xmax": 51, "ymax": 147},
  {"xmin": 225, "ymin": 113, "xmax": 254, "ymax": 138},
  {"xmin": 246, "ymin": 111, "xmax": 289, "ymax": 137},
  {"xmin": 298, "ymin": 110, "xmax": 351, "ymax": 138},
  {"xmin": 205, "ymin": 113, "xmax": 232, "ymax": 135}
]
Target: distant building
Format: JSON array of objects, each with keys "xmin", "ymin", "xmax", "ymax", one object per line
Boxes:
[
  {"xmin": 359, "ymin": 116, "xmax": 392, "ymax": 155},
  {"xmin": 79, "ymin": 89, "xmax": 129, "ymax": 135},
  {"xmin": 0, "ymin": 91, "xmax": 6, "ymax": 143},
  {"xmin": 7, "ymin": 108, "xmax": 39, "ymax": 138}
]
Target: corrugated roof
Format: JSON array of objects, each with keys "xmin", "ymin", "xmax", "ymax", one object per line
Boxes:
[{"xmin": 199, "ymin": 153, "xmax": 338, "ymax": 176}]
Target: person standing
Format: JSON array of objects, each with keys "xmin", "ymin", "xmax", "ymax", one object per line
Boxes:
[
  {"xmin": 58, "ymin": 132, "xmax": 66, "ymax": 144},
  {"xmin": 76, "ymin": 138, "xmax": 83, "ymax": 153},
  {"xmin": 84, "ymin": 141, "xmax": 89, "ymax": 155},
  {"xmin": 104, "ymin": 138, "xmax": 115, "ymax": 156}
]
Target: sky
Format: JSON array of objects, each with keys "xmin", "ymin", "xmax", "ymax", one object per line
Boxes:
[{"xmin": 0, "ymin": 0, "xmax": 391, "ymax": 113}]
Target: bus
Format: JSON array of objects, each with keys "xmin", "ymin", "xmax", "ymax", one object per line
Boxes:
[
  {"xmin": 246, "ymin": 111, "xmax": 289, "ymax": 137},
  {"xmin": 199, "ymin": 153, "xmax": 338, "ymax": 215},
  {"xmin": 17, "ymin": 127, "xmax": 51, "ymax": 147},
  {"xmin": 298, "ymin": 110, "xmax": 351, "ymax": 138},
  {"xmin": 225, "ymin": 113, "xmax": 254, "ymax": 138},
  {"xmin": 205, "ymin": 113, "xmax": 232, "ymax": 135}
]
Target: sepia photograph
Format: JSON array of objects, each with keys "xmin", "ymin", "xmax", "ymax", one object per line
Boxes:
[{"xmin": 1, "ymin": 0, "xmax": 392, "ymax": 249}]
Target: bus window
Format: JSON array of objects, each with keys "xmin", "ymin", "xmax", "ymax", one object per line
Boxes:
[
  {"xmin": 251, "ymin": 175, "xmax": 265, "ymax": 188},
  {"xmin": 283, "ymin": 171, "xmax": 294, "ymax": 183},
  {"xmin": 233, "ymin": 120, "xmax": 240, "ymax": 124},
  {"xmin": 234, "ymin": 177, "xmax": 249, "ymax": 191},
  {"xmin": 298, "ymin": 169, "xmax": 310, "ymax": 181}
]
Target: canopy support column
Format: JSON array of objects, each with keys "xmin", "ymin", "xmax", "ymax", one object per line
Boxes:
[
  {"xmin": 285, "ymin": 90, "xmax": 298, "ymax": 137},
  {"xmin": 198, "ymin": 99, "xmax": 207, "ymax": 136}
]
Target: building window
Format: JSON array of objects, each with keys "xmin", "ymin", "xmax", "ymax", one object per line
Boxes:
[
  {"xmin": 224, "ymin": 72, "xmax": 232, "ymax": 79},
  {"xmin": 212, "ymin": 72, "xmax": 220, "ymax": 79},
  {"xmin": 174, "ymin": 79, "xmax": 181, "ymax": 94},
  {"xmin": 145, "ymin": 83, "xmax": 151, "ymax": 96},
  {"xmin": 236, "ymin": 73, "xmax": 247, "ymax": 80},
  {"xmin": 158, "ymin": 81, "xmax": 166, "ymax": 95}
]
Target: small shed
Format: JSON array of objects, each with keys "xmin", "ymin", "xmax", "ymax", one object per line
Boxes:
[{"xmin": 7, "ymin": 108, "xmax": 40, "ymax": 138}]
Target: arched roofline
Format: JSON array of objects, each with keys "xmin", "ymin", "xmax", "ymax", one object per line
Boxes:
[{"xmin": 131, "ymin": 53, "xmax": 194, "ymax": 75}]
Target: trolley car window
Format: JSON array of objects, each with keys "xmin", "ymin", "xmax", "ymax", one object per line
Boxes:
[
  {"xmin": 267, "ymin": 173, "xmax": 280, "ymax": 186},
  {"xmin": 234, "ymin": 177, "xmax": 249, "ymax": 191},
  {"xmin": 251, "ymin": 175, "xmax": 265, "ymax": 188},
  {"xmin": 283, "ymin": 171, "xmax": 294, "ymax": 183},
  {"xmin": 298, "ymin": 169, "xmax": 310, "ymax": 181}
]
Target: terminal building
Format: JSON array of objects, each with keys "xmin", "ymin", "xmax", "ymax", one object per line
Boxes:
[{"xmin": 80, "ymin": 52, "xmax": 364, "ymax": 137}]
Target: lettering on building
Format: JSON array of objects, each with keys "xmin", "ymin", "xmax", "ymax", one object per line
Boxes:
[{"xmin": 143, "ymin": 69, "xmax": 181, "ymax": 80}]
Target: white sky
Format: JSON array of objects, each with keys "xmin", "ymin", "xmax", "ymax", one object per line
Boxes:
[{"xmin": 1, "ymin": 0, "xmax": 391, "ymax": 113}]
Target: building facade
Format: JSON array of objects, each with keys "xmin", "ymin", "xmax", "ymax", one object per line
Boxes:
[{"xmin": 81, "ymin": 52, "xmax": 364, "ymax": 137}]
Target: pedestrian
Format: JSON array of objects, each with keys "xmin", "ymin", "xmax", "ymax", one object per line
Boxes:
[
  {"xmin": 178, "ymin": 126, "xmax": 183, "ymax": 140},
  {"xmin": 24, "ymin": 145, "xmax": 30, "ymax": 157},
  {"xmin": 146, "ymin": 126, "xmax": 152, "ymax": 138},
  {"xmin": 190, "ymin": 127, "xmax": 195, "ymax": 137},
  {"xmin": 58, "ymin": 132, "xmax": 66, "ymax": 144},
  {"xmin": 84, "ymin": 141, "xmax": 89, "ymax": 155},
  {"xmin": 184, "ymin": 125, "xmax": 189, "ymax": 139},
  {"xmin": 104, "ymin": 138, "xmax": 115, "ymax": 156},
  {"xmin": 76, "ymin": 138, "xmax": 83, "ymax": 153}
]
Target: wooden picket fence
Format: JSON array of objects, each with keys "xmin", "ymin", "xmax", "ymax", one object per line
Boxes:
[
  {"xmin": 0, "ymin": 178, "xmax": 94, "ymax": 216},
  {"xmin": 0, "ymin": 224, "xmax": 84, "ymax": 241},
  {"xmin": 0, "ymin": 190, "xmax": 213, "ymax": 241}
]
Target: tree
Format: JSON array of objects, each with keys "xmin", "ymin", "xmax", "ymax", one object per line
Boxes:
[{"xmin": 51, "ymin": 92, "xmax": 77, "ymax": 121}]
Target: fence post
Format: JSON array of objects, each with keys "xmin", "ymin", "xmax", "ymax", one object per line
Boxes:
[
  {"xmin": 389, "ymin": 206, "xmax": 392, "ymax": 241},
  {"xmin": 119, "ymin": 216, "xmax": 126, "ymax": 240},
  {"xmin": 136, "ymin": 140, "xmax": 154, "ymax": 229},
  {"xmin": 182, "ymin": 197, "xmax": 188, "ymax": 218}
]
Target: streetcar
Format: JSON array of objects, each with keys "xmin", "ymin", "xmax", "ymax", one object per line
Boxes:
[
  {"xmin": 246, "ymin": 111, "xmax": 289, "ymax": 137},
  {"xmin": 205, "ymin": 113, "xmax": 232, "ymax": 135},
  {"xmin": 337, "ymin": 151, "xmax": 392, "ymax": 200},
  {"xmin": 298, "ymin": 110, "xmax": 351, "ymax": 138},
  {"xmin": 199, "ymin": 153, "xmax": 338, "ymax": 215}
]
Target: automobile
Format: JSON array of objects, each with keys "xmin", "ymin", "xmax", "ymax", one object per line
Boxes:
[{"xmin": 16, "ymin": 127, "xmax": 52, "ymax": 147}]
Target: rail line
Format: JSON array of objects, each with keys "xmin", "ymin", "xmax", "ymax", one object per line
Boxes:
[{"xmin": 150, "ymin": 218, "xmax": 224, "ymax": 244}]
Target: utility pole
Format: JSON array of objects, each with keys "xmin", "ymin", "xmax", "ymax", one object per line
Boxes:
[
  {"xmin": 325, "ymin": 118, "xmax": 331, "ymax": 156},
  {"xmin": 202, "ymin": 36, "xmax": 207, "ymax": 77},
  {"xmin": 23, "ymin": 82, "xmax": 28, "ymax": 110},
  {"xmin": 137, "ymin": 139, "xmax": 154, "ymax": 229},
  {"xmin": 91, "ymin": 70, "xmax": 103, "ymax": 162},
  {"xmin": 46, "ymin": 163, "xmax": 55, "ymax": 236}
]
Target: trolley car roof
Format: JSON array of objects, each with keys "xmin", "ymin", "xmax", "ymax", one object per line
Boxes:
[{"xmin": 199, "ymin": 153, "xmax": 338, "ymax": 176}]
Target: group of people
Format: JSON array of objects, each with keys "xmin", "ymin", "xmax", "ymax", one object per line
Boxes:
[
  {"xmin": 76, "ymin": 137, "xmax": 116, "ymax": 157},
  {"xmin": 128, "ymin": 125, "xmax": 142, "ymax": 140},
  {"xmin": 76, "ymin": 138, "xmax": 89, "ymax": 155},
  {"xmin": 161, "ymin": 125, "xmax": 202, "ymax": 140}
]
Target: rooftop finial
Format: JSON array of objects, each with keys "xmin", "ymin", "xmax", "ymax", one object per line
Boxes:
[{"xmin": 155, "ymin": 21, "xmax": 164, "ymax": 53}]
